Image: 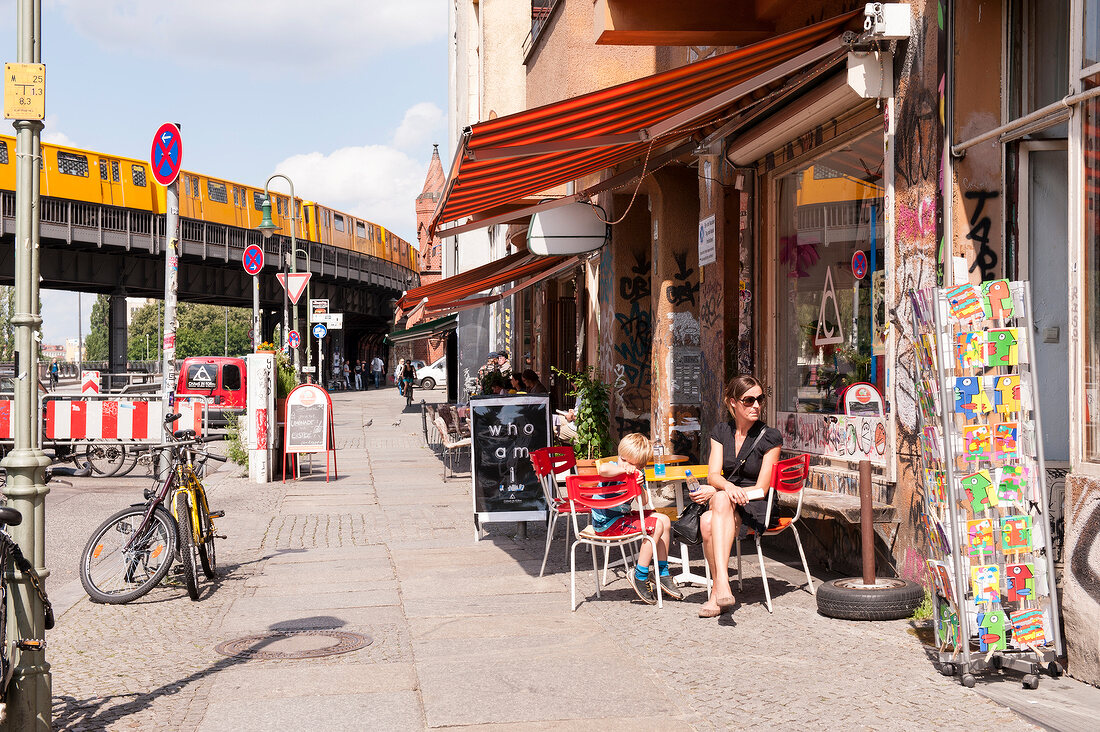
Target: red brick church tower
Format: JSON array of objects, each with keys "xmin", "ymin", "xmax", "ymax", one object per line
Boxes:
[{"xmin": 410, "ymin": 144, "xmax": 446, "ymax": 363}]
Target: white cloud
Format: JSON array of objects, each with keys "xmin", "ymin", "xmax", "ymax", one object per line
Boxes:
[
  {"xmin": 392, "ymin": 102, "xmax": 445, "ymax": 152},
  {"xmin": 273, "ymin": 144, "xmax": 426, "ymax": 244},
  {"xmin": 51, "ymin": 0, "xmax": 447, "ymax": 74},
  {"xmin": 41, "ymin": 116, "xmax": 74, "ymax": 147}
]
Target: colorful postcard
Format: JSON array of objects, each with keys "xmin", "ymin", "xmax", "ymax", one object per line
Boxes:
[
  {"xmin": 968, "ymin": 518, "xmax": 996, "ymax": 556},
  {"xmin": 961, "ymin": 469, "xmax": 996, "ymax": 512},
  {"xmin": 918, "ymin": 377, "xmax": 940, "ymax": 419},
  {"xmin": 971, "ymin": 564, "xmax": 1000, "ymax": 604},
  {"xmin": 996, "ymin": 465, "xmax": 1029, "ymax": 507},
  {"xmin": 955, "ymin": 331, "xmax": 985, "ymax": 369},
  {"xmin": 982, "ymin": 279, "xmax": 1015, "ymax": 319},
  {"xmin": 1001, "ymin": 515, "xmax": 1032, "ymax": 553},
  {"xmin": 963, "ymin": 424, "xmax": 992, "ymax": 461},
  {"xmin": 1006, "ymin": 563, "xmax": 1036, "ymax": 602},
  {"xmin": 1011, "ymin": 608, "xmax": 1047, "ymax": 647},
  {"xmin": 992, "ymin": 374, "xmax": 1021, "ymax": 414},
  {"xmin": 937, "ymin": 602, "xmax": 960, "ymax": 646},
  {"xmin": 986, "ymin": 328, "xmax": 1019, "ymax": 367},
  {"xmin": 954, "ymin": 376, "xmax": 994, "ymax": 420},
  {"xmin": 927, "ymin": 560, "xmax": 954, "ymax": 600},
  {"xmin": 946, "ymin": 284, "xmax": 985, "ymax": 321},
  {"xmin": 977, "ymin": 608, "xmax": 1008, "ymax": 652},
  {"xmin": 916, "ymin": 333, "xmax": 938, "ymax": 372},
  {"xmin": 993, "ymin": 422, "xmax": 1019, "ymax": 459}
]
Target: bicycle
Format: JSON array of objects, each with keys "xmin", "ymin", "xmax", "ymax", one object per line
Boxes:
[
  {"xmin": 78, "ymin": 413, "xmax": 226, "ymax": 604},
  {"xmin": 404, "ymin": 377, "xmax": 415, "ymax": 406},
  {"xmin": 0, "ymin": 505, "xmax": 54, "ymax": 722}
]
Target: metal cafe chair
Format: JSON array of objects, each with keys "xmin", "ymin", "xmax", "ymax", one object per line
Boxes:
[
  {"xmin": 530, "ymin": 446, "xmax": 590, "ymax": 577},
  {"xmin": 565, "ymin": 472, "xmax": 663, "ymax": 611},
  {"xmin": 734, "ymin": 453, "xmax": 815, "ymax": 613}
]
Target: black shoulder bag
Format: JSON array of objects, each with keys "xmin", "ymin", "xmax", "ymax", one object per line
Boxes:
[{"xmin": 671, "ymin": 423, "xmax": 767, "ymax": 545}]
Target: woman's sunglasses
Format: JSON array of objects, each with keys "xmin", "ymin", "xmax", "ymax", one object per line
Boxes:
[{"xmin": 738, "ymin": 395, "xmax": 765, "ymax": 407}]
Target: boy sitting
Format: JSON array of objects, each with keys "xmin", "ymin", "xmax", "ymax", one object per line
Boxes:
[{"xmin": 595, "ymin": 433, "xmax": 682, "ymax": 604}]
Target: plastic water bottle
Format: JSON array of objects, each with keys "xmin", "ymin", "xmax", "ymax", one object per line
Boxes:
[
  {"xmin": 685, "ymin": 469, "xmax": 700, "ymax": 494},
  {"xmin": 653, "ymin": 439, "xmax": 666, "ymax": 478}
]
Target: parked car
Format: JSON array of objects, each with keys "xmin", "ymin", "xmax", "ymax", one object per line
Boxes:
[
  {"xmin": 175, "ymin": 356, "xmax": 247, "ymax": 428},
  {"xmin": 415, "ymin": 357, "xmax": 447, "ymax": 390}
]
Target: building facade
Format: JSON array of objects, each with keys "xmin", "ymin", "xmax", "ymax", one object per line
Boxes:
[{"xmin": 428, "ymin": 0, "xmax": 1099, "ymax": 684}]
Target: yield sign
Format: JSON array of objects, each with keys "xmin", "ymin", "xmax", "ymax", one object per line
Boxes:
[
  {"xmin": 276, "ymin": 272, "xmax": 311, "ymax": 304},
  {"xmin": 150, "ymin": 122, "xmax": 183, "ymax": 186}
]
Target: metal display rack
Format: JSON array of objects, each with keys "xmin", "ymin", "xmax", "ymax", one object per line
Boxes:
[{"xmin": 910, "ymin": 280, "xmax": 1063, "ymax": 688}]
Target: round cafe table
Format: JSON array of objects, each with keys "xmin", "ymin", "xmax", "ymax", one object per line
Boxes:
[{"xmin": 643, "ymin": 464, "xmax": 711, "ymax": 587}]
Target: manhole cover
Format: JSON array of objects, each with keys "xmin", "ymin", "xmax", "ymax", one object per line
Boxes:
[{"xmin": 214, "ymin": 630, "xmax": 372, "ymax": 660}]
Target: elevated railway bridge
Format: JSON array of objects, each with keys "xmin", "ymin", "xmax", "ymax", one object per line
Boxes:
[{"xmin": 0, "ymin": 192, "xmax": 418, "ymax": 371}]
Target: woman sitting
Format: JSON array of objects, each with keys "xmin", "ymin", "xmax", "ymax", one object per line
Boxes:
[
  {"xmin": 521, "ymin": 369, "xmax": 548, "ymax": 394},
  {"xmin": 690, "ymin": 375, "xmax": 782, "ymax": 618}
]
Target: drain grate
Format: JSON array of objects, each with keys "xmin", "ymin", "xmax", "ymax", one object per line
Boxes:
[{"xmin": 214, "ymin": 630, "xmax": 372, "ymax": 660}]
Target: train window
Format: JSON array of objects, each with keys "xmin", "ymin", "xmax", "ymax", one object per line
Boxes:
[
  {"xmin": 207, "ymin": 180, "xmax": 228, "ymax": 204},
  {"xmin": 189, "ymin": 175, "xmax": 200, "ymax": 197},
  {"xmin": 132, "ymin": 165, "xmax": 146, "ymax": 187},
  {"xmin": 356, "ymin": 221, "xmax": 366, "ymax": 238},
  {"xmin": 99, "ymin": 160, "xmax": 108, "ymax": 180},
  {"xmin": 232, "ymin": 187, "xmax": 238, "ymax": 206},
  {"xmin": 303, "ymin": 206, "xmax": 310, "ymax": 224},
  {"xmin": 368, "ymin": 224, "xmax": 374, "ymax": 241},
  {"xmin": 252, "ymin": 191, "xmax": 264, "ymax": 210},
  {"xmin": 111, "ymin": 160, "xmax": 120, "ymax": 182},
  {"xmin": 58, "ymin": 151, "xmax": 89, "ymax": 177},
  {"xmin": 0, "ymin": 141, "xmax": 7, "ymax": 164},
  {"xmin": 333, "ymin": 213, "xmax": 345, "ymax": 232}
]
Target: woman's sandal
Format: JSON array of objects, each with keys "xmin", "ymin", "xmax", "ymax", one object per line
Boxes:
[{"xmin": 698, "ymin": 604, "xmax": 722, "ymax": 618}]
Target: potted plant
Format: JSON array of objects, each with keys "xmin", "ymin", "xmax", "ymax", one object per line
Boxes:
[{"xmin": 551, "ymin": 366, "xmax": 613, "ymax": 468}]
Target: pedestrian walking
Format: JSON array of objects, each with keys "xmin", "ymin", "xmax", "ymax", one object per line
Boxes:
[
  {"xmin": 395, "ymin": 359, "xmax": 406, "ymax": 394},
  {"xmin": 371, "ymin": 355, "xmax": 384, "ymax": 389},
  {"xmin": 354, "ymin": 360, "xmax": 363, "ymax": 390}
]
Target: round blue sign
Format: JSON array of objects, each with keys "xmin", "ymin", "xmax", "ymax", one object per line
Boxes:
[
  {"xmin": 312, "ymin": 323, "xmax": 327, "ymax": 339},
  {"xmin": 852, "ymin": 250, "xmax": 868, "ymax": 280},
  {"xmin": 243, "ymin": 244, "xmax": 264, "ymax": 276},
  {"xmin": 150, "ymin": 122, "xmax": 183, "ymax": 186}
]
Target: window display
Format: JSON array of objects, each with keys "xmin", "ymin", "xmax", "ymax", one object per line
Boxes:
[{"xmin": 773, "ymin": 132, "xmax": 885, "ymax": 416}]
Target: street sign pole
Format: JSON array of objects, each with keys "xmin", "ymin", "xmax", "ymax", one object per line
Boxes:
[
  {"xmin": 253, "ymin": 274, "xmax": 260, "ymax": 350},
  {"xmin": 2, "ymin": 2, "xmax": 52, "ymax": 728}
]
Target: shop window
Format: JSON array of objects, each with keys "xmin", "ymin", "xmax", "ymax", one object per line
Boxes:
[
  {"xmin": 58, "ymin": 151, "xmax": 89, "ymax": 177},
  {"xmin": 1086, "ymin": 0, "xmax": 1100, "ymax": 67},
  {"xmin": 772, "ymin": 131, "xmax": 885, "ymax": 415},
  {"xmin": 1081, "ymin": 76, "xmax": 1100, "ymax": 459},
  {"xmin": 131, "ymin": 164, "xmax": 146, "ymax": 187},
  {"xmin": 1009, "ymin": 0, "xmax": 1069, "ymax": 138},
  {"xmin": 207, "ymin": 180, "xmax": 228, "ymax": 204}
]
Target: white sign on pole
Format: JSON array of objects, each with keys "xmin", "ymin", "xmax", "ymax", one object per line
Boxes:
[
  {"xmin": 698, "ymin": 214, "xmax": 716, "ymax": 267},
  {"xmin": 314, "ymin": 313, "xmax": 343, "ymax": 329},
  {"xmin": 309, "ymin": 299, "xmax": 329, "ymax": 322}
]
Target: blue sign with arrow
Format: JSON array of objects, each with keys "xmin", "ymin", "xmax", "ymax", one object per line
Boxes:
[{"xmin": 312, "ymin": 323, "xmax": 327, "ymax": 340}]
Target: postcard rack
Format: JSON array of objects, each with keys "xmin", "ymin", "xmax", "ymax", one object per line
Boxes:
[{"xmin": 910, "ymin": 280, "xmax": 1063, "ymax": 689}]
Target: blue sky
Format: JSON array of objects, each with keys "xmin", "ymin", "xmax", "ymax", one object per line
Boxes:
[{"xmin": 1, "ymin": 0, "xmax": 448, "ymax": 345}]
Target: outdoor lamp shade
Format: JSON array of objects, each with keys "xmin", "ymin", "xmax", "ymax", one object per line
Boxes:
[
  {"xmin": 526, "ymin": 203, "xmax": 609, "ymax": 256},
  {"xmin": 258, "ymin": 198, "xmax": 279, "ymax": 239}
]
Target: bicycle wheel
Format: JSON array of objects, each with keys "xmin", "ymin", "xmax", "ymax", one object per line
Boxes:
[
  {"xmin": 85, "ymin": 443, "xmax": 127, "ymax": 477},
  {"xmin": 174, "ymin": 490, "xmax": 201, "ymax": 598},
  {"xmin": 197, "ymin": 491, "xmax": 217, "ymax": 579},
  {"xmin": 115, "ymin": 448, "xmax": 140, "ymax": 478},
  {"xmin": 80, "ymin": 505, "xmax": 176, "ymax": 604},
  {"xmin": 175, "ymin": 491, "xmax": 200, "ymax": 600}
]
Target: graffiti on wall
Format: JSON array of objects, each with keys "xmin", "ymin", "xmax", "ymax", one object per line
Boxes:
[
  {"xmin": 778, "ymin": 411, "xmax": 888, "ymax": 466},
  {"xmin": 611, "ymin": 249, "xmax": 652, "ymax": 438},
  {"xmin": 964, "ymin": 190, "xmax": 999, "ymax": 281},
  {"xmin": 666, "ymin": 251, "xmax": 699, "ymax": 307}
]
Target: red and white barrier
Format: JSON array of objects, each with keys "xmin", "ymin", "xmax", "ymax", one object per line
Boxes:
[
  {"xmin": 172, "ymin": 398, "xmax": 205, "ymax": 438},
  {"xmin": 0, "ymin": 400, "xmax": 12, "ymax": 440},
  {"xmin": 45, "ymin": 398, "xmax": 163, "ymax": 440}
]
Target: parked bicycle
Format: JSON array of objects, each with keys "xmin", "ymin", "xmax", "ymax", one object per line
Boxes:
[
  {"xmin": 0, "ymin": 505, "xmax": 54, "ymax": 722},
  {"xmin": 79, "ymin": 413, "xmax": 227, "ymax": 604}
]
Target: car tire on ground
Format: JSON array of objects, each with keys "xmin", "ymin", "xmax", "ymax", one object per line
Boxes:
[
  {"xmin": 420, "ymin": 378, "xmax": 436, "ymax": 390},
  {"xmin": 815, "ymin": 577, "xmax": 924, "ymax": 621}
]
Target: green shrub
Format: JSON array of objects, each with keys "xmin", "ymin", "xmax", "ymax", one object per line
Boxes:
[
  {"xmin": 551, "ymin": 366, "xmax": 613, "ymax": 460},
  {"xmin": 225, "ymin": 417, "xmax": 248, "ymax": 466},
  {"xmin": 910, "ymin": 588, "xmax": 933, "ymax": 621}
]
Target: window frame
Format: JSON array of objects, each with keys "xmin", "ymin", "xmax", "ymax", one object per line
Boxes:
[
  {"xmin": 57, "ymin": 150, "xmax": 90, "ymax": 177},
  {"xmin": 207, "ymin": 179, "xmax": 229, "ymax": 204},
  {"xmin": 131, "ymin": 164, "xmax": 147, "ymax": 187}
]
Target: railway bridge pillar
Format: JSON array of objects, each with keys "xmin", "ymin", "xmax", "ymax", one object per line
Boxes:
[{"xmin": 108, "ymin": 289, "xmax": 128, "ymax": 390}]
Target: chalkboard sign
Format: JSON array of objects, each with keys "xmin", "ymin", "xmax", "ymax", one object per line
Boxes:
[
  {"xmin": 284, "ymin": 384, "xmax": 332, "ymax": 454},
  {"xmin": 470, "ymin": 394, "xmax": 550, "ymax": 527}
]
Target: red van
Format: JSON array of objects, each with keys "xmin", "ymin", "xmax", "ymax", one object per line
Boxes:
[{"xmin": 176, "ymin": 357, "xmax": 247, "ymax": 427}]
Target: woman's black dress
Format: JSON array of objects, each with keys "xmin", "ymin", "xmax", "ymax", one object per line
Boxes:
[{"xmin": 709, "ymin": 419, "xmax": 784, "ymax": 538}]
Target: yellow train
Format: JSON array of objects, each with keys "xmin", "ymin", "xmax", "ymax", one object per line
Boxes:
[{"xmin": 0, "ymin": 134, "xmax": 418, "ymax": 271}]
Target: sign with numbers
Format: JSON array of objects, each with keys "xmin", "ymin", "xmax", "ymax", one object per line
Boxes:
[{"xmin": 4, "ymin": 63, "xmax": 44, "ymax": 120}]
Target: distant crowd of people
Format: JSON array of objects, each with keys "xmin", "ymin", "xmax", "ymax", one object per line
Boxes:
[
  {"xmin": 476, "ymin": 350, "xmax": 549, "ymax": 396},
  {"xmin": 329, "ymin": 353, "xmax": 386, "ymax": 391}
]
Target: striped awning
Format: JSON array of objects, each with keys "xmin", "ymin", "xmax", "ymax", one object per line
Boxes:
[
  {"xmin": 397, "ymin": 251, "xmax": 574, "ymax": 313},
  {"xmin": 431, "ymin": 10, "xmax": 859, "ymax": 235}
]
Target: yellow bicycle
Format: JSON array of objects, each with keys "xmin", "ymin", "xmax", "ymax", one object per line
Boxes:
[{"xmin": 169, "ymin": 431, "xmax": 225, "ymax": 600}]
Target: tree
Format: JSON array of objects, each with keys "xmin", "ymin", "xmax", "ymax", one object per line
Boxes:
[
  {"xmin": 173, "ymin": 303, "xmax": 252, "ymax": 359},
  {"xmin": 83, "ymin": 294, "xmax": 110, "ymax": 361},
  {"xmin": 127, "ymin": 302, "xmax": 163, "ymax": 361}
]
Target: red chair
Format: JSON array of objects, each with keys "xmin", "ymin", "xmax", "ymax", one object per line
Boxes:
[
  {"xmin": 735, "ymin": 453, "xmax": 814, "ymax": 613},
  {"xmin": 565, "ymin": 472, "xmax": 663, "ymax": 611},
  {"xmin": 530, "ymin": 446, "xmax": 585, "ymax": 577}
]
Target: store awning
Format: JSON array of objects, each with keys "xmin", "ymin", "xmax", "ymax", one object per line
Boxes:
[
  {"xmin": 385, "ymin": 314, "xmax": 459, "ymax": 345},
  {"xmin": 425, "ymin": 255, "xmax": 581, "ymax": 317},
  {"xmin": 431, "ymin": 9, "xmax": 859, "ymax": 235},
  {"xmin": 397, "ymin": 252, "xmax": 575, "ymax": 313}
]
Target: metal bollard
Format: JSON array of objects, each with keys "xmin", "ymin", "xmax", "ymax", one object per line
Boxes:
[{"xmin": 859, "ymin": 459, "xmax": 875, "ymax": 585}]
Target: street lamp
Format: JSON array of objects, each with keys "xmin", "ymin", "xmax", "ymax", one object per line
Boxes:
[{"xmin": 257, "ymin": 174, "xmax": 299, "ymax": 376}]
